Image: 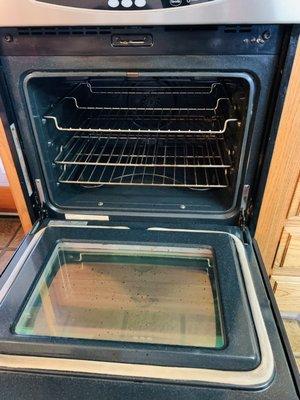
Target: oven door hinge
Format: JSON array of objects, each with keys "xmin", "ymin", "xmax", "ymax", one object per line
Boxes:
[
  {"xmin": 239, "ymin": 185, "xmax": 252, "ymax": 230},
  {"xmin": 34, "ymin": 178, "xmax": 48, "ymax": 219}
]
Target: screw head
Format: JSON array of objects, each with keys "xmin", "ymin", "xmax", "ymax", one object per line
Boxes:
[
  {"xmin": 262, "ymin": 30, "xmax": 271, "ymax": 41},
  {"xmin": 98, "ymin": 202, "xmax": 104, "ymax": 207},
  {"xmin": 180, "ymin": 204, "xmax": 186, "ymax": 210},
  {"xmin": 3, "ymin": 34, "xmax": 13, "ymax": 42},
  {"xmin": 256, "ymin": 36, "xmax": 265, "ymax": 44}
]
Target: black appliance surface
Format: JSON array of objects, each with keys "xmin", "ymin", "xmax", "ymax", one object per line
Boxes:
[
  {"xmin": 0, "ymin": 50, "xmax": 278, "ymax": 222},
  {"xmin": 0, "ymin": 24, "xmax": 299, "ymax": 400}
]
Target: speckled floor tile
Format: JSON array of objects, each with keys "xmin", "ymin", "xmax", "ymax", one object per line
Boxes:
[
  {"xmin": 0, "ymin": 250, "xmax": 15, "ymax": 275},
  {"xmin": 8, "ymin": 226, "xmax": 24, "ymax": 249},
  {"xmin": 0, "ymin": 218, "xmax": 21, "ymax": 248},
  {"xmin": 0, "ymin": 217, "xmax": 23, "ymax": 276}
]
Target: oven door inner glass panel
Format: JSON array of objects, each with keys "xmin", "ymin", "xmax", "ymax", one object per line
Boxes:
[{"xmin": 14, "ymin": 243, "xmax": 224, "ymax": 348}]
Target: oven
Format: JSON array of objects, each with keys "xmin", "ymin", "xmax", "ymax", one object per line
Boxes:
[{"xmin": 0, "ymin": 1, "xmax": 299, "ymax": 399}]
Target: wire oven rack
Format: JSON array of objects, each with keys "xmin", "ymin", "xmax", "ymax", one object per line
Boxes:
[
  {"xmin": 58, "ymin": 81, "xmax": 231, "ymax": 107},
  {"xmin": 55, "ymin": 134, "xmax": 232, "ymax": 168},
  {"xmin": 56, "ymin": 134, "xmax": 231, "ymax": 188},
  {"xmin": 79, "ymin": 81, "xmax": 224, "ymax": 97},
  {"xmin": 49, "ymin": 81, "xmax": 236, "ymax": 188},
  {"xmin": 58, "ymin": 164, "xmax": 229, "ymax": 188},
  {"xmin": 44, "ymin": 82, "xmax": 238, "ymax": 135}
]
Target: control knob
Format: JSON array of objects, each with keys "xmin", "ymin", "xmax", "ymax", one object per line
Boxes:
[
  {"xmin": 134, "ymin": 0, "xmax": 146, "ymax": 7},
  {"xmin": 108, "ymin": 0, "xmax": 119, "ymax": 7},
  {"xmin": 169, "ymin": 0, "xmax": 182, "ymax": 5},
  {"xmin": 121, "ymin": 0, "xmax": 133, "ymax": 7}
]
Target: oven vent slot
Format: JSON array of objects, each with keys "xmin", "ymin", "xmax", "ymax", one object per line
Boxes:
[
  {"xmin": 17, "ymin": 27, "xmax": 113, "ymax": 36},
  {"xmin": 16, "ymin": 25, "xmax": 253, "ymax": 37},
  {"xmin": 161, "ymin": 25, "xmax": 253, "ymax": 34}
]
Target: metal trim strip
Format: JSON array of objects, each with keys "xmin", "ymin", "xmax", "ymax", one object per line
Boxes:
[{"xmin": 0, "ymin": 0, "xmax": 299, "ymax": 26}]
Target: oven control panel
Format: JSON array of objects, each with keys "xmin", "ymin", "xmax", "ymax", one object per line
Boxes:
[{"xmin": 35, "ymin": 0, "xmax": 211, "ymax": 9}]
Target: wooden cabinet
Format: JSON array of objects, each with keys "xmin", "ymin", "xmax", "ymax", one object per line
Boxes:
[
  {"xmin": 274, "ymin": 175, "xmax": 300, "ymax": 270},
  {"xmin": 271, "ymin": 178, "xmax": 300, "ymax": 312},
  {"xmin": 0, "ymin": 157, "xmax": 16, "ymax": 212},
  {"xmin": 256, "ymin": 38, "xmax": 300, "ymax": 313},
  {"xmin": 275, "ymin": 223, "xmax": 300, "ymax": 271},
  {"xmin": 270, "ymin": 275, "xmax": 300, "ymax": 313}
]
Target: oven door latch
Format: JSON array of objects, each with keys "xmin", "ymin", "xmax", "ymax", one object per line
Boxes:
[{"xmin": 239, "ymin": 185, "xmax": 252, "ymax": 230}]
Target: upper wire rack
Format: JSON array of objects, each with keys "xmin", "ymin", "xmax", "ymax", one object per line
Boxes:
[{"xmin": 44, "ymin": 82, "xmax": 238, "ymax": 135}]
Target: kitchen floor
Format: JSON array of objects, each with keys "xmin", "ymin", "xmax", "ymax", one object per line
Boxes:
[
  {"xmin": 0, "ymin": 217, "xmax": 23, "ymax": 276},
  {"xmin": 0, "ymin": 216, "xmax": 299, "ymax": 371},
  {"xmin": 283, "ymin": 318, "xmax": 300, "ymax": 371}
]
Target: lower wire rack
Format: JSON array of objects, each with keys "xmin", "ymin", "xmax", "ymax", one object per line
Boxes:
[
  {"xmin": 56, "ymin": 134, "xmax": 232, "ymax": 188},
  {"xmin": 58, "ymin": 164, "xmax": 230, "ymax": 188},
  {"xmin": 55, "ymin": 134, "xmax": 232, "ymax": 168}
]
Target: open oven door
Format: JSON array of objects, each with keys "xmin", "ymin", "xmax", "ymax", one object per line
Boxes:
[{"xmin": 0, "ymin": 219, "xmax": 298, "ymax": 400}]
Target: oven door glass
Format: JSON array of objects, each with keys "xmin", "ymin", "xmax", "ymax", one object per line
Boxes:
[{"xmin": 14, "ymin": 243, "xmax": 224, "ymax": 348}]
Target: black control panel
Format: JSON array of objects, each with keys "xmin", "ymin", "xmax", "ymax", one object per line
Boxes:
[{"xmin": 35, "ymin": 0, "xmax": 210, "ymax": 10}]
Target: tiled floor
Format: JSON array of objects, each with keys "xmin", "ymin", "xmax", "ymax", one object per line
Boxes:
[{"xmin": 0, "ymin": 217, "xmax": 24, "ymax": 275}]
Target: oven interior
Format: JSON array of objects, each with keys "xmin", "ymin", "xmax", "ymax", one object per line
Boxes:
[{"xmin": 25, "ymin": 74, "xmax": 251, "ymax": 217}]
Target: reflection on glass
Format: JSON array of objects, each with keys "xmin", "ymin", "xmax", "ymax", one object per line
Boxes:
[{"xmin": 15, "ymin": 243, "xmax": 223, "ymax": 348}]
